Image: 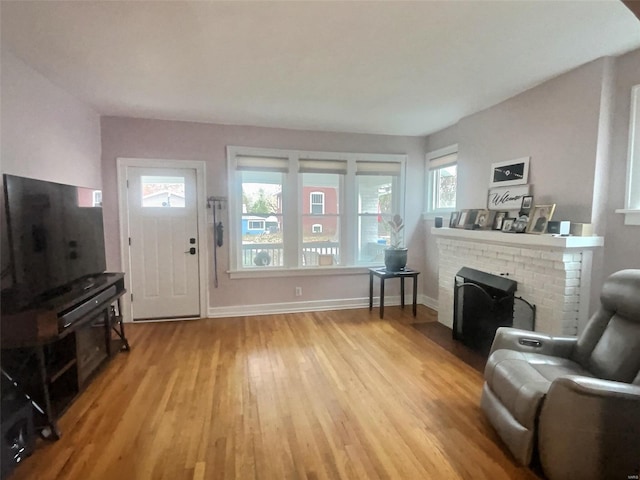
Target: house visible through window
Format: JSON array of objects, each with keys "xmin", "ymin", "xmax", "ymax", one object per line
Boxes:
[
  {"xmin": 239, "ymin": 166, "xmax": 284, "ymax": 267},
  {"xmin": 426, "ymin": 145, "xmax": 458, "ymax": 215},
  {"xmin": 301, "ymin": 168, "xmax": 342, "ymax": 264},
  {"xmin": 228, "ymin": 147, "xmax": 405, "ymax": 271},
  {"xmin": 140, "ymin": 176, "xmax": 185, "ymax": 208}
]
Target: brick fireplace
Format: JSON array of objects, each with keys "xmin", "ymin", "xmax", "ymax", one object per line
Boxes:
[{"xmin": 431, "ymin": 228, "xmax": 604, "ymax": 336}]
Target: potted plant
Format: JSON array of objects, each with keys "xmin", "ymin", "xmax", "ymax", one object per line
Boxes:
[{"xmin": 384, "ymin": 214, "xmax": 408, "ymax": 271}]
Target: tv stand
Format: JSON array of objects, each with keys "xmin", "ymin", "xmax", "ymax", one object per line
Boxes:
[{"xmin": 0, "ymin": 273, "xmax": 129, "ymax": 440}]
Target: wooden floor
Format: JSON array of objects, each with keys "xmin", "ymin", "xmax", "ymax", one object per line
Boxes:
[{"xmin": 10, "ymin": 306, "xmax": 540, "ymax": 480}]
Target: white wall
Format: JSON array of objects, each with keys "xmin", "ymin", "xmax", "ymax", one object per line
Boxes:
[
  {"xmin": 100, "ymin": 118, "xmax": 427, "ymax": 312},
  {"xmin": 424, "ymin": 50, "xmax": 640, "ymax": 323},
  {"xmin": 600, "ymin": 49, "xmax": 640, "ymax": 286},
  {"xmin": 1, "ymin": 48, "xmax": 102, "ymax": 187},
  {"xmin": 451, "ymin": 58, "xmax": 607, "ymax": 221}
]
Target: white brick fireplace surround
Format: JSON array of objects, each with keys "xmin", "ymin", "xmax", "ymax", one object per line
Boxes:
[{"xmin": 431, "ymin": 228, "xmax": 604, "ymax": 336}]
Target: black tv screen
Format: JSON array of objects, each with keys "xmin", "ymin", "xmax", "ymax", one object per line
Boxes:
[{"xmin": 1, "ymin": 174, "xmax": 106, "ymax": 311}]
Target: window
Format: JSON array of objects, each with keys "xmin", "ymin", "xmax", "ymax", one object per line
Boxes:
[
  {"xmin": 356, "ymin": 160, "xmax": 402, "ymax": 263},
  {"xmin": 425, "ymin": 145, "xmax": 457, "ymax": 215},
  {"xmin": 141, "ymin": 175, "xmax": 185, "ymax": 208},
  {"xmin": 228, "ymin": 147, "xmax": 405, "ymax": 272},
  {"xmin": 616, "ymin": 85, "xmax": 640, "ymax": 225},
  {"xmin": 302, "ymin": 170, "xmax": 342, "ymax": 264},
  {"xmin": 92, "ymin": 190, "xmax": 102, "ymax": 207},
  {"xmin": 248, "ymin": 220, "xmax": 265, "ymax": 230},
  {"xmin": 240, "ymin": 166, "xmax": 284, "ymax": 267},
  {"xmin": 310, "ymin": 192, "xmax": 325, "ymax": 214}
]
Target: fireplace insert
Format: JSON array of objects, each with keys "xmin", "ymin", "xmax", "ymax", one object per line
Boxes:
[{"xmin": 453, "ymin": 267, "xmax": 535, "ymax": 356}]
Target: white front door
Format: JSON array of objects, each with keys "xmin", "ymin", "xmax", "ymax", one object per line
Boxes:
[{"xmin": 126, "ymin": 166, "xmax": 200, "ymax": 320}]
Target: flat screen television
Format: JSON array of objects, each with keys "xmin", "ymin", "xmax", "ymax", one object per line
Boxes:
[{"xmin": 1, "ymin": 174, "xmax": 106, "ymax": 312}]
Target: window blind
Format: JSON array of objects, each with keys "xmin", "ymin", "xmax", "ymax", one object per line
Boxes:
[
  {"xmin": 355, "ymin": 161, "xmax": 402, "ymax": 176},
  {"xmin": 299, "ymin": 159, "xmax": 348, "ymax": 174},
  {"xmin": 428, "ymin": 152, "xmax": 457, "ymax": 169},
  {"xmin": 235, "ymin": 155, "xmax": 289, "ymax": 172}
]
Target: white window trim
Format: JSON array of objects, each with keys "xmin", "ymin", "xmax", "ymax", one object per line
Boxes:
[
  {"xmin": 616, "ymin": 85, "xmax": 640, "ymax": 226},
  {"xmin": 424, "ymin": 144, "xmax": 458, "ymax": 219},
  {"xmin": 227, "ymin": 146, "xmax": 406, "ymax": 275},
  {"xmin": 311, "ymin": 223, "xmax": 323, "ymax": 233},
  {"xmin": 228, "ymin": 266, "xmax": 371, "ymax": 279}
]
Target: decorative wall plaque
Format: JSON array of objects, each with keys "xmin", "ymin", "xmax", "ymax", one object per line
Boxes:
[
  {"xmin": 487, "ymin": 184, "xmax": 531, "ymax": 211},
  {"xmin": 489, "ymin": 157, "xmax": 530, "ymax": 187}
]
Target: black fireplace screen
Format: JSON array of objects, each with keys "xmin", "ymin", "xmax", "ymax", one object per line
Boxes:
[{"xmin": 453, "ymin": 267, "xmax": 535, "ymax": 356}]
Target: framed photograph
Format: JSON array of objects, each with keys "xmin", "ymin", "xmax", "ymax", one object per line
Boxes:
[
  {"xmin": 474, "ymin": 209, "xmax": 495, "ymax": 230},
  {"xmin": 457, "ymin": 209, "xmax": 477, "ymax": 228},
  {"xmin": 520, "ymin": 195, "xmax": 534, "ymax": 214},
  {"xmin": 487, "ymin": 184, "xmax": 531, "ymax": 210},
  {"xmin": 502, "ymin": 218, "xmax": 515, "ymax": 232},
  {"xmin": 485, "ymin": 211, "xmax": 497, "ymax": 230},
  {"xmin": 493, "ymin": 211, "xmax": 507, "ymax": 230},
  {"xmin": 527, "ymin": 204, "xmax": 556, "ymax": 234},
  {"xmin": 456, "ymin": 210, "xmax": 468, "ymax": 228},
  {"xmin": 512, "ymin": 215, "xmax": 529, "ymax": 233},
  {"xmin": 449, "ymin": 211, "xmax": 459, "ymax": 228},
  {"xmin": 489, "ymin": 157, "xmax": 530, "ymax": 187},
  {"xmin": 466, "ymin": 209, "xmax": 479, "ymax": 228}
]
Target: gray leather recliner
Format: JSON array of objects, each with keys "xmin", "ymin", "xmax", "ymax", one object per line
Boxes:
[{"xmin": 481, "ymin": 269, "xmax": 640, "ymax": 479}]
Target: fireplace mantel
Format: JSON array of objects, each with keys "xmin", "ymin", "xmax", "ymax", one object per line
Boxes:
[
  {"xmin": 431, "ymin": 227, "xmax": 603, "ymax": 249},
  {"xmin": 430, "ymin": 227, "xmax": 604, "ymax": 336}
]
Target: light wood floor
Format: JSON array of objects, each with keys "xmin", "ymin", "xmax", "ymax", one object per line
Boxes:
[{"xmin": 10, "ymin": 307, "xmax": 540, "ymax": 480}]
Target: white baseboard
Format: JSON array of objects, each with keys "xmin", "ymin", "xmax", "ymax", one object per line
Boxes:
[
  {"xmin": 207, "ymin": 294, "xmax": 438, "ymax": 318},
  {"xmin": 422, "ymin": 295, "xmax": 438, "ymax": 311}
]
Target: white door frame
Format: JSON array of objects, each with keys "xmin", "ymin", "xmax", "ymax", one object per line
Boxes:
[{"xmin": 117, "ymin": 157, "xmax": 208, "ymax": 323}]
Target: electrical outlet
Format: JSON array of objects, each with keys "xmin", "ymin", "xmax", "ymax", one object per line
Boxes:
[{"xmin": 295, "ymin": 286, "xmax": 302, "ymax": 297}]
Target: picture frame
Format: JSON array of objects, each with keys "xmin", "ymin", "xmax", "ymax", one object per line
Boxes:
[
  {"xmin": 449, "ymin": 211, "xmax": 459, "ymax": 228},
  {"xmin": 456, "ymin": 209, "xmax": 477, "ymax": 228},
  {"xmin": 489, "ymin": 157, "xmax": 530, "ymax": 187},
  {"xmin": 526, "ymin": 204, "xmax": 556, "ymax": 234},
  {"xmin": 487, "ymin": 184, "xmax": 531, "ymax": 210},
  {"xmin": 493, "ymin": 211, "xmax": 507, "ymax": 230},
  {"xmin": 520, "ymin": 195, "xmax": 534, "ymax": 215},
  {"xmin": 512, "ymin": 215, "xmax": 529, "ymax": 233},
  {"xmin": 502, "ymin": 218, "xmax": 515, "ymax": 232},
  {"xmin": 465, "ymin": 209, "xmax": 479, "ymax": 229},
  {"xmin": 456, "ymin": 210, "xmax": 469, "ymax": 228},
  {"xmin": 475, "ymin": 209, "xmax": 494, "ymax": 230}
]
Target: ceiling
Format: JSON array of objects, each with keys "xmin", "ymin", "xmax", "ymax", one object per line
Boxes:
[{"xmin": 2, "ymin": 1, "xmax": 639, "ymax": 137}]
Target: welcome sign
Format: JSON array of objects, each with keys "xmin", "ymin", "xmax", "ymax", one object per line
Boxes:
[{"xmin": 487, "ymin": 185, "xmax": 531, "ymax": 210}]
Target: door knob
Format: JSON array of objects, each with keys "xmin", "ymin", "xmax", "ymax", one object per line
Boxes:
[{"xmin": 184, "ymin": 247, "xmax": 196, "ymax": 255}]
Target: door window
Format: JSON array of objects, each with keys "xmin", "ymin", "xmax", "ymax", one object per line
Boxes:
[{"xmin": 141, "ymin": 176, "xmax": 186, "ymax": 208}]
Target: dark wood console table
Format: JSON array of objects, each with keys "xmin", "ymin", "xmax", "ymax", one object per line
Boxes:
[
  {"xmin": 369, "ymin": 267, "xmax": 420, "ymax": 319},
  {"xmin": 1, "ymin": 272, "xmax": 129, "ymax": 440}
]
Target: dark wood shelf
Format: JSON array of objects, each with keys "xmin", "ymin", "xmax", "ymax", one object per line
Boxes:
[
  {"xmin": 48, "ymin": 358, "xmax": 77, "ymax": 384},
  {"xmin": 1, "ymin": 273, "xmax": 129, "ymax": 439}
]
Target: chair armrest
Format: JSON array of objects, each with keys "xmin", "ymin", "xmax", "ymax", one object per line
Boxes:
[
  {"xmin": 489, "ymin": 327, "xmax": 577, "ymax": 357},
  {"xmin": 538, "ymin": 376, "xmax": 640, "ymax": 480},
  {"xmin": 546, "ymin": 375, "xmax": 640, "ymax": 404}
]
